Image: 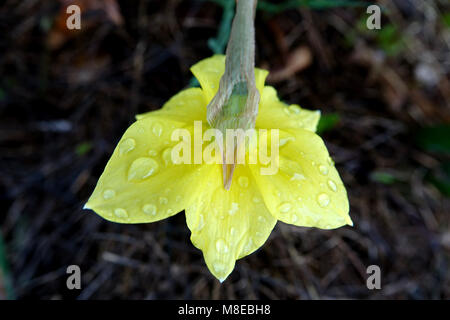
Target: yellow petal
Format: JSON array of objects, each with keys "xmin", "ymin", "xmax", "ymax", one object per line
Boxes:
[
  {"xmin": 190, "ymin": 55, "xmax": 269, "ymax": 104},
  {"xmin": 256, "ymin": 86, "xmax": 321, "ymax": 132},
  {"xmin": 84, "ymin": 115, "xmax": 202, "ymax": 223},
  {"xmin": 250, "ymin": 128, "xmax": 351, "ymax": 229},
  {"xmin": 185, "ymin": 164, "xmax": 276, "ymax": 282},
  {"xmin": 136, "ymin": 87, "xmax": 206, "ymax": 122}
]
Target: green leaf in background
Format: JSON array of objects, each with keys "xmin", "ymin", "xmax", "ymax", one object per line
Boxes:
[
  {"xmin": 189, "ymin": 0, "xmax": 235, "ymax": 87},
  {"xmin": 376, "ymin": 24, "xmax": 405, "ymax": 56},
  {"xmin": 205, "ymin": 0, "xmax": 235, "ymax": 54},
  {"xmin": 442, "ymin": 12, "xmax": 450, "ymax": 28},
  {"xmin": 416, "ymin": 125, "xmax": 450, "ymax": 155},
  {"xmin": 370, "ymin": 171, "xmax": 397, "ymax": 185},
  {"xmin": 317, "ymin": 113, "xmax": 340, "ymax": 134},
  {"xmin": 75, "ymin": 142, "xmax": 93, "ymax": 156}
]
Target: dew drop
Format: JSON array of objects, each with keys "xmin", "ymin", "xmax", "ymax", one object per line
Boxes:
[
  {"xmin": 162, "ymin": 148, "xmax": 173, "ymax": 165},
  {"xmin": 175, "ymin": 195, "xmax": 182, "ymax": 202},
  {"xmin": 279, "ymin": 136, "xmax": 295, "ymax": 147},
  {"xmin": 291, "ymin": 173, "xmax": 306, "ymax": 181},
  {"xmin": 119, "ymin": 138, "xmax": 136, "ymax": 155},
  {"xmin": 114, "ymin": 208, "xmax": 128, "ymax": 219},
  {"xmin": 142, "ymin": 204, "xmax": 157, "ymax": 216},
  {"xmin": 215, "ymin": 239, "xmax": 229, "ymax": 253},
  {"xmin": 148, "ymin": 149, "xmax": 158, "ymax": 157},
  {"xmin": 213, "ymin": 261, "xmax": 226, "ymax": 273},
  {"xmin": 228, "ymin": 202, "xmax": 239, "ymax": 215},
  {"xmin": 319, "ymin": 165, "xmax": 329, "ymax": 175},
  {"xmin": 291, "ymin": 213, "xmax": 299, "ymax": 223},
  {"xmin": 252, "ymin": 196, "xmax": 261, "ymax": 203},
  {"xmin": 288, "ymin": 105, "xmax": 301, "ymax": 114},
  {"xmin": 243, "ymin": 238, "xmax": 254, "ymax": 254},
  {"xmin": 167, "ymin": 209, "xmax": 173, "ymax": 214},
  {"xmin": 103, "ymin": 189, "xmax": 116, "ymax": 200},
  {"xmin": 229, "ymin": 227, "xmax": 238, "ymax": 238},
  {"xmin": 238, "ymin": 176, "xmax": 249, "ymax": 188},
  {"xmin": 327, "ymin": 179, "xmax": 337, "ymax": 192},
  {"xmin": 128, "ymin": 157, "xmax": 159, "ymax": 181},
  {"xmin": 278, "ymin": 202, "xmax": 292, "ymax": 213},
  {"xmin": 257, "ymin": 216, "xmax": 266, "ymax": 224},
  {"xmin": 317, "ymin": 193, "xmax": 330, "ymax": 207},
  {"xmin": 197, "ymin": 214, "xmax": 205, "ymax": 231},
  {"xmin": 152, "ymin": 122, "xmax": 163, "ymax": 137},
  {"xmin": 159, "ymin": 197, "xmax": 168, "ymax": 205}
]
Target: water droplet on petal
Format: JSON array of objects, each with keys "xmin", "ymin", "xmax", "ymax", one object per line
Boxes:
[
  {"xmin": 152, "ymin": 122, "xmax": 163, "ymax": 137},
  {"xmin": 213, "ymin": 261, "xmax": 226, "ymax": 273},
  {"xmin": 148, "ymin": 149, "xmax": 158, "ymax": 156},
  {"xmin": 175, "ymin": 195, "xmax": 182, "ymax": 202},
  {"xmin": 291, "ymin": 213, "xmax": 298, "ymax": 223},
  {"xmin": 215, "ymin": 239, "xmax": 229, "ymax": 253},
  {"xmin": 252, "ymin": 197, "xmax": 262, "ymax": 203},
  {"xmin": 319, "ymin": 165, "xmax": 329, "ymax": 175},
  {"xmin": 243, "ymin": 238, "xmax": 254, "ymax": 254},
  {"xmin": 288, "ymin": 105, "xmax": 301, "ymax": 114},
  {"xmin": 327, "ymin": 179, "xmax": 337, "ymax": 192},
  {"xmin": 257, "ymin": 216, "xmax": 266, "ymax": 224},
  {"xmin": 142, "ymin": 204, "xmax": 157, "ymax": 216},
  {"xmin": 159, "ymin": 197, "xmax": 168, "ymax": 205},
  {"xmin": 255, "ymin": 231, "xmax": 263, "ymax": 238},
  {"xmin": 114, "ymin": 208, "xmax": 128, "ymax": 218},
  {"xmin": 167, "ymin": 209, "xmax": 173, "ymax": 214},
  {"xmin": 279, "ymin": 136, "xmax": 295, "ymax": 147},
  {"xmin": 291, "ymin": 173, "xmax": 306, "ymax": 181},
  {"xmin": 119, "ymin": 138, "xmax": 136, "ymax": 155},
  {"xmin": 128, "ymin": 157, "xmax": 159, "ymax": 181},
  {"xmin": 162, "ymin": 148, "xmax": 173, "ymax": 165},
  {"xmin": 238, "ymin": 176, "xmax": 249, "ymax": 188},
  {"xmin": 228, "ymin": 202, "xmax": 239, "ymax": 215},
  {"xmin": 230, "ymin": 227, "xmax": 238, "ymax": 238},
  {"xmin": 317, "ymin": 193, "xmax": 330, "ymax": 207},
  {"xmin": 278, "ymin": 202, "xmax": 292, "ymax": 213},
  {"xmin": 197, "ymin": 214, "xmax": 205, "ymax": 231},
  {"xmin": 103, "ymin": 189, "xmax": 116, "ymax": 199}
]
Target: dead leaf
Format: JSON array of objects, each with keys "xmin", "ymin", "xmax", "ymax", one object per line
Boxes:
[{"xmin": 267, "ymin": 46, "xmax": 312, "ymax": 83}]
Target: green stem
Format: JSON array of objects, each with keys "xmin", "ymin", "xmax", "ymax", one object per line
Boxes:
[{"xmin": 206, "ymin": 0, "xmax": 259, "ymax": 189}]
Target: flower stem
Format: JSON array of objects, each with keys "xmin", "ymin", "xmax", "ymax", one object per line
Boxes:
[{"xmin": 207, "ymin": 0, "xmax": 259, "ymax": 190}]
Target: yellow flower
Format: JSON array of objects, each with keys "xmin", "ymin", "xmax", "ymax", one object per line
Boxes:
[{"xmin": 84, "ymin": 55, "xmax": 352, "ymax": 282}]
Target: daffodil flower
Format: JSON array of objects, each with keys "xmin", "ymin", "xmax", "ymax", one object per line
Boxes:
[{"xmin": 84, "ymin": 55, "xmax": 352, "ymax": 282}]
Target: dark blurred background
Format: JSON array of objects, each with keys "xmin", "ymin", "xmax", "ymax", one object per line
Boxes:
[{"xmin": 0, "ymin": 0, "xmax": 449, "ymax": 299}]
